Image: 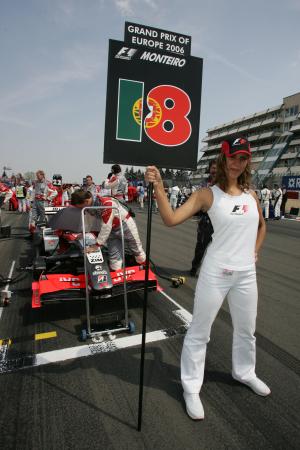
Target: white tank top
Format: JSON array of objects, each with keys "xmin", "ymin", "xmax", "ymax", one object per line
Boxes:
[{"xmin": 205, "ymin": 185, "xmax": 259, "ymax": 271}]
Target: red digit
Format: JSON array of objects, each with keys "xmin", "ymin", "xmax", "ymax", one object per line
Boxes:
[{"xmin": 144, "ymin": 85, "xmax": 191, "ymax": 146}]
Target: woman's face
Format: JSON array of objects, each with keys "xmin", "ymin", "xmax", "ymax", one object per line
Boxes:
[{"xmin": 225, "ymin": 154, "xmax": 249, "ymax": 179}]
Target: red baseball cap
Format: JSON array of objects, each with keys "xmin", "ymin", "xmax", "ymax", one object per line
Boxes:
[{"xmin": 221, "ymin": 137, "xmax": 251, "ymax": 157}]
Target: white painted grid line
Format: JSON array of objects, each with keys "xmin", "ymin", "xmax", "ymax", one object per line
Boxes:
[{"xmin": 1, "ymin": 287, "xmax": 192, "ymax": 373}]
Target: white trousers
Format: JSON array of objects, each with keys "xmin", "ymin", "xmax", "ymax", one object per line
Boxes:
[
  {"xmin": 138, "ymin": 196, "xmax": 144, "ymax": 209},
  {"xmin": 262, "ymin": 201, "xmax": 269, "ymax": 219},
  {"xmin": 31, "ymin": 200, "xmax": 46, "ymax": 225},
  {"xmin": 170, "ymin": 196, "xmax": 178, "ymax": 209},
  {"xmin": 18, "ymin": 198, "xmax": 27, "ymax": 213},
  {"xmin": 274, "ymin": 200, "xmax": 282, "ymax": 218},
  {"xmin": 181, "ymin": 260, "xmax": 258, "ymax": 394}
]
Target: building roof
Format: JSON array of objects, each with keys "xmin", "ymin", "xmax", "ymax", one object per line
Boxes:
[{"xmin": 207, "ymin": 104, "xmax": 283, "ymax": 133}]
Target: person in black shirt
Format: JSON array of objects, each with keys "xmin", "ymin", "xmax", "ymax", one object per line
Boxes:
[{"xmin": 190, "ymin": 160, "xmax": 217, "ymax": 277}]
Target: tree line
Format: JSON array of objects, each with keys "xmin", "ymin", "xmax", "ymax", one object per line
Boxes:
[{"xmin": 125, "ymin": 167, "xmax": 192, "ymax": 183}]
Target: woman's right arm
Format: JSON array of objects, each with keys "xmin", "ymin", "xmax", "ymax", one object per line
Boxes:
[{"xmin": 145, "ymin": 166, "xmax": 212, "ymax": 227}]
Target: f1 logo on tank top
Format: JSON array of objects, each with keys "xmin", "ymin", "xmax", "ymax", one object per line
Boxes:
[{"xmin": 230, "ymin": 205, "xmax": 249, "ymax": 215}]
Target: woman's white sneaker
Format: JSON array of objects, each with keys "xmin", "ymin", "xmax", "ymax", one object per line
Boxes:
[
  {"xmin": 183, "ymin": 393, "xmax": 205, "ymax": 420},
  {"xmin": 234, "ymin": 376, "xmax": 271, "ymax": 396}
]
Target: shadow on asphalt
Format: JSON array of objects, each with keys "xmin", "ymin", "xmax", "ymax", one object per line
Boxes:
[{"xmin": 30, "ymin": 343, "xmax": 240, "ymax": 429}]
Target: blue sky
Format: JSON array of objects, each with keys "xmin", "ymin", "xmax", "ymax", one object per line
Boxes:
[{"xmin": 1, "ymin": 0, "xmax": 300, "ymax": 183}]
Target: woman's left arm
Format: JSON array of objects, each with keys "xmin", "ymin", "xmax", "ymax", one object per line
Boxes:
[{"xmin": 251, "ymin": 190, "xmax": 266, "ymax": 261}]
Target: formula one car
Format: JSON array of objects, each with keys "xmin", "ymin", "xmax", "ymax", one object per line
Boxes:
[{"xmin": 31, "ymin": 209, "xmax": 158, "ymax": 309}]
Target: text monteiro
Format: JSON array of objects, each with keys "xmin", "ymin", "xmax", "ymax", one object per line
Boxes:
[{"xmin": 140, "ymin": 51, "xmax": 186, "ymax": 67}]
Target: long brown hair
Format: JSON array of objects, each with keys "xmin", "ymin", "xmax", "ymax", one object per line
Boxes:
[{"xmin": 215, "ymin": 153, "xmax": 252, "ymax": 192}]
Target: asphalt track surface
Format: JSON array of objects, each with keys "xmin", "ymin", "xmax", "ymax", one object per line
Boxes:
[{"xmin": 0, "ymin": 208, "xmax": 299, "ymax": 449}]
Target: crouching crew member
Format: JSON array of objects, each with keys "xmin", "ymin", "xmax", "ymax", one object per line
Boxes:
[{"xmin": 75, "ymin": 191, "xmax": 145, "ymax": 270}]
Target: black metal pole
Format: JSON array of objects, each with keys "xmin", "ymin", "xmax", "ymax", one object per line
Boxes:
[{"xmin": 137, "ymin": 182, "xmax": 153, "ymax": 431}]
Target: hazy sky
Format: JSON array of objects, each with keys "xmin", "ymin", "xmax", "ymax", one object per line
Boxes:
[{"xmin": 1, "ymin": 0, "xmax": 300, "ymax": 183}]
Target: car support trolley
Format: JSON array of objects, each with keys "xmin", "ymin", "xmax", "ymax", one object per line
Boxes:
[{"xmin": 80, "ymin": 205, "xmax": 135, "ymax": 341}]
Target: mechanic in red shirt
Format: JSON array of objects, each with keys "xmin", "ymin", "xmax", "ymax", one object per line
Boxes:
[{"xmin": 0, "ymin": 182, "xmax": 13, "ymax": 208}]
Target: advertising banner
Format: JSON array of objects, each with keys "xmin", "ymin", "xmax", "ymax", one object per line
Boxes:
[{"xmin": 282, "ymin": 176, "xmax": 300, "ymax": 191}]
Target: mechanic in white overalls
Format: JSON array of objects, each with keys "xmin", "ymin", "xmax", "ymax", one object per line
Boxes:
[
  {"xmin": 273, "ymin": 184, "xmax": 283, "ymax": 219},
  {"xmin": 30, "ymin": 170, "xmax": 57, "ymax": 232},
  {"xmin": 260, "ymin": 184, "xmax": 271, "ymax": 220},
  {"xmin": 145, "ymin": 136, "xmax": 270, "ymax": 421},
  {"xmin": 104, "ymin": 164, "xmax": 128, "ymax": 201},
  {"xmin": 169, "ymin": 185, "xmax": 180, "ymax": 210}
]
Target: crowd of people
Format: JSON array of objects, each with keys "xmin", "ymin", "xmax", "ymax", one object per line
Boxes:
[
  {"xmin": 0, "ymin": 164, "xmax": 288, "ymax": 222},
  {"xmin": 165, "ymin": 180, "xmax": 288, "ymax": 220},
  {"xmin": 0, "ymin": 164, "xmax": 148, "ymax": 271},
  {"xmin": 258, "ymin": 183, "xmax": 288, "ymax": 220},
  {"xmin": 0, "ymin": 165, "xmax": 133, "ymax": 229},
  {"xmin": 0, "ymin": 155, "xmax": 290, "ymax": 284}
]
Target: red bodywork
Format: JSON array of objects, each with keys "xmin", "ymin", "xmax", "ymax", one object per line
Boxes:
[{"xmin": 32, "ymin": 265, "xmax": 159, "ymax": 308}]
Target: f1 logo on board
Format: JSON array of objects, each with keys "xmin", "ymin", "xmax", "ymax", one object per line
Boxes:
[
  {"xmin": 115, "ymin": 47, "xmax": 137, "ymax": 60},
  {"xmin": 232, "ymin": 138, "xmax": 247, "ymax": 146},
  {"xmin": 231, "ymin": 205, "xmax": 249, "ymax": 215}
]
